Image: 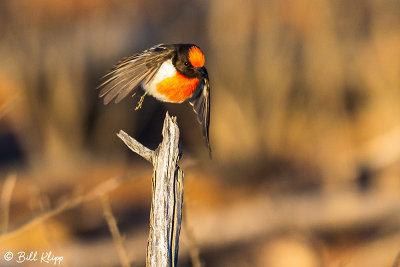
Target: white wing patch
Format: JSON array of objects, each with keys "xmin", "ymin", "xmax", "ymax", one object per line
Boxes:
[{"xmin": 143, "ymin": 59, "xmax": 176, "ymax": 102}]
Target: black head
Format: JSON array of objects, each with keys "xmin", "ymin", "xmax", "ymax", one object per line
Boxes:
[{"xmin": 173, "ymin": 44, "xmax": 206, "ymax": 78}]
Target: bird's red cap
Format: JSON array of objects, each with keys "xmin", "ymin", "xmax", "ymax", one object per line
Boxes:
[{"xmin": 188, "ymin": 46, "xmax": 205, "ymax": 68}]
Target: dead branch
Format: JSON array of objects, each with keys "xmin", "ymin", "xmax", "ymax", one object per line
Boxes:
[
  {"xmin": 117, "ymin": 131, "xmax": 154, "ymax": 163},
  {"xmin": 102, "ymin": 195, "xmax": 131, "ymax": 267},
  {"xmin": 0, "ymin": 175, "xmax": 123, "ymax": 242},
  {"xmin": 55, "ymin": 185, "xmax": 400, "ymax": 266},
  {"xmin": 117, "ymin": 112, "xmax": 184, "ymax": 267},
  {"xmin": 0, "ymin": 174, "xmax": 17, "ymax": 233}
]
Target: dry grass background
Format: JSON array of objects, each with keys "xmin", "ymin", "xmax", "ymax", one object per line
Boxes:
[{"xmin": 1, "ymin": 0, "xmax": 400, "ymax": 266}]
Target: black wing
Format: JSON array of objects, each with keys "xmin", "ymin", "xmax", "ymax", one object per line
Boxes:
[
  {"xmin": 98, "ymin": 44, "xmax": 175, "ymax": 104},
  {"xmin": 190, "ymin": 73, "xmax": 211, "ymax": 158}
]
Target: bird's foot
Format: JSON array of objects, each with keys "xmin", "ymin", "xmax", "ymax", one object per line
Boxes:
[{"xmin": 135, "ymin": 91, "xmax": 148, "ymax": 110}]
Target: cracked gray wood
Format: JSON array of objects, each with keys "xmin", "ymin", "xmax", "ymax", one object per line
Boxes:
[{"xmin": 117, "ymin": 112, "xmax": 183, "ymax": 267}]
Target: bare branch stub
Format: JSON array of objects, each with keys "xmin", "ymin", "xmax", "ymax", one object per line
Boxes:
[
  {"xmin": 117, "ymin": 130, "xmax": 154, "ymax": 163},
  {"xmin": 117, "ymin": 112, "xmax": 184, "ymax": 267}
]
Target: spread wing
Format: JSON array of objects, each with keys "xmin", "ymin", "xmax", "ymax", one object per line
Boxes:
[
  {"xmin": 98, "ymin": 44, "xmax": 174, "ymax": 104},
  {"xmin": 190, "ymin": 73, "xmax": 211, "ymax": 158}
]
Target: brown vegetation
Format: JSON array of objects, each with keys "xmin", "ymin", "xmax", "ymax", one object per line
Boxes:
[{"xmin": 1, "ymin": 0, "xmax": 400, "ymax": 266}]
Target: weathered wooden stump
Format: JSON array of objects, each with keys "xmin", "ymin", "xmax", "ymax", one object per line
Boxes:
[{"xmin": 117, "ymin": 112, "xmax": 184, "ymax": 267}]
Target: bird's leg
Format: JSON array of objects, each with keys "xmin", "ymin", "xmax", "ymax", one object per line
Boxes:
[{"xmin": 135, "ymin": 91, "xmax": 148, "ymax": 110}]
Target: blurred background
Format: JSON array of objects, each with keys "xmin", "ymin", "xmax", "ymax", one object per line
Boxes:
[{"xmin": 1, "ymin": 0, "xmax": 400, "ymax": 266}]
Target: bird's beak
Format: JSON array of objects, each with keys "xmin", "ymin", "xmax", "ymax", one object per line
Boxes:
[{"xmin": 200, "ymin": 67, "xmax": 207, "ymax": 76}]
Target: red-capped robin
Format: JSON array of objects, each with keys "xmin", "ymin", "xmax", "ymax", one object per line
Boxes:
[{"xmin": 99, "ymin": 44, "xmax": 211, "ymax": 157}]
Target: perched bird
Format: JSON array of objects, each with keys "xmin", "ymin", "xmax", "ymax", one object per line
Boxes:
[{"xmin": 98, "ymin": 43, "xmax": 211, "ymax": 156}]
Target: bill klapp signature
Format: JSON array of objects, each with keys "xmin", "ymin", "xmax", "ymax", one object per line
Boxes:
[{"xmin": 3, "ymin": 251, "xmax": 63, "ymax": 265}]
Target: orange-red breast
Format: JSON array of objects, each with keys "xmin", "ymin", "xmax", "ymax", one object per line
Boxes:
[{"xmin": 99, "ymin": 44, "xmax": 211, "ymax": 156}]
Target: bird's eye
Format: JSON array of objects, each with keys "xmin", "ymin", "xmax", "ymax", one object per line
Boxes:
[{"xmin": 184, "ymin": 61, "xmax": 189, "ymax": 66}]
